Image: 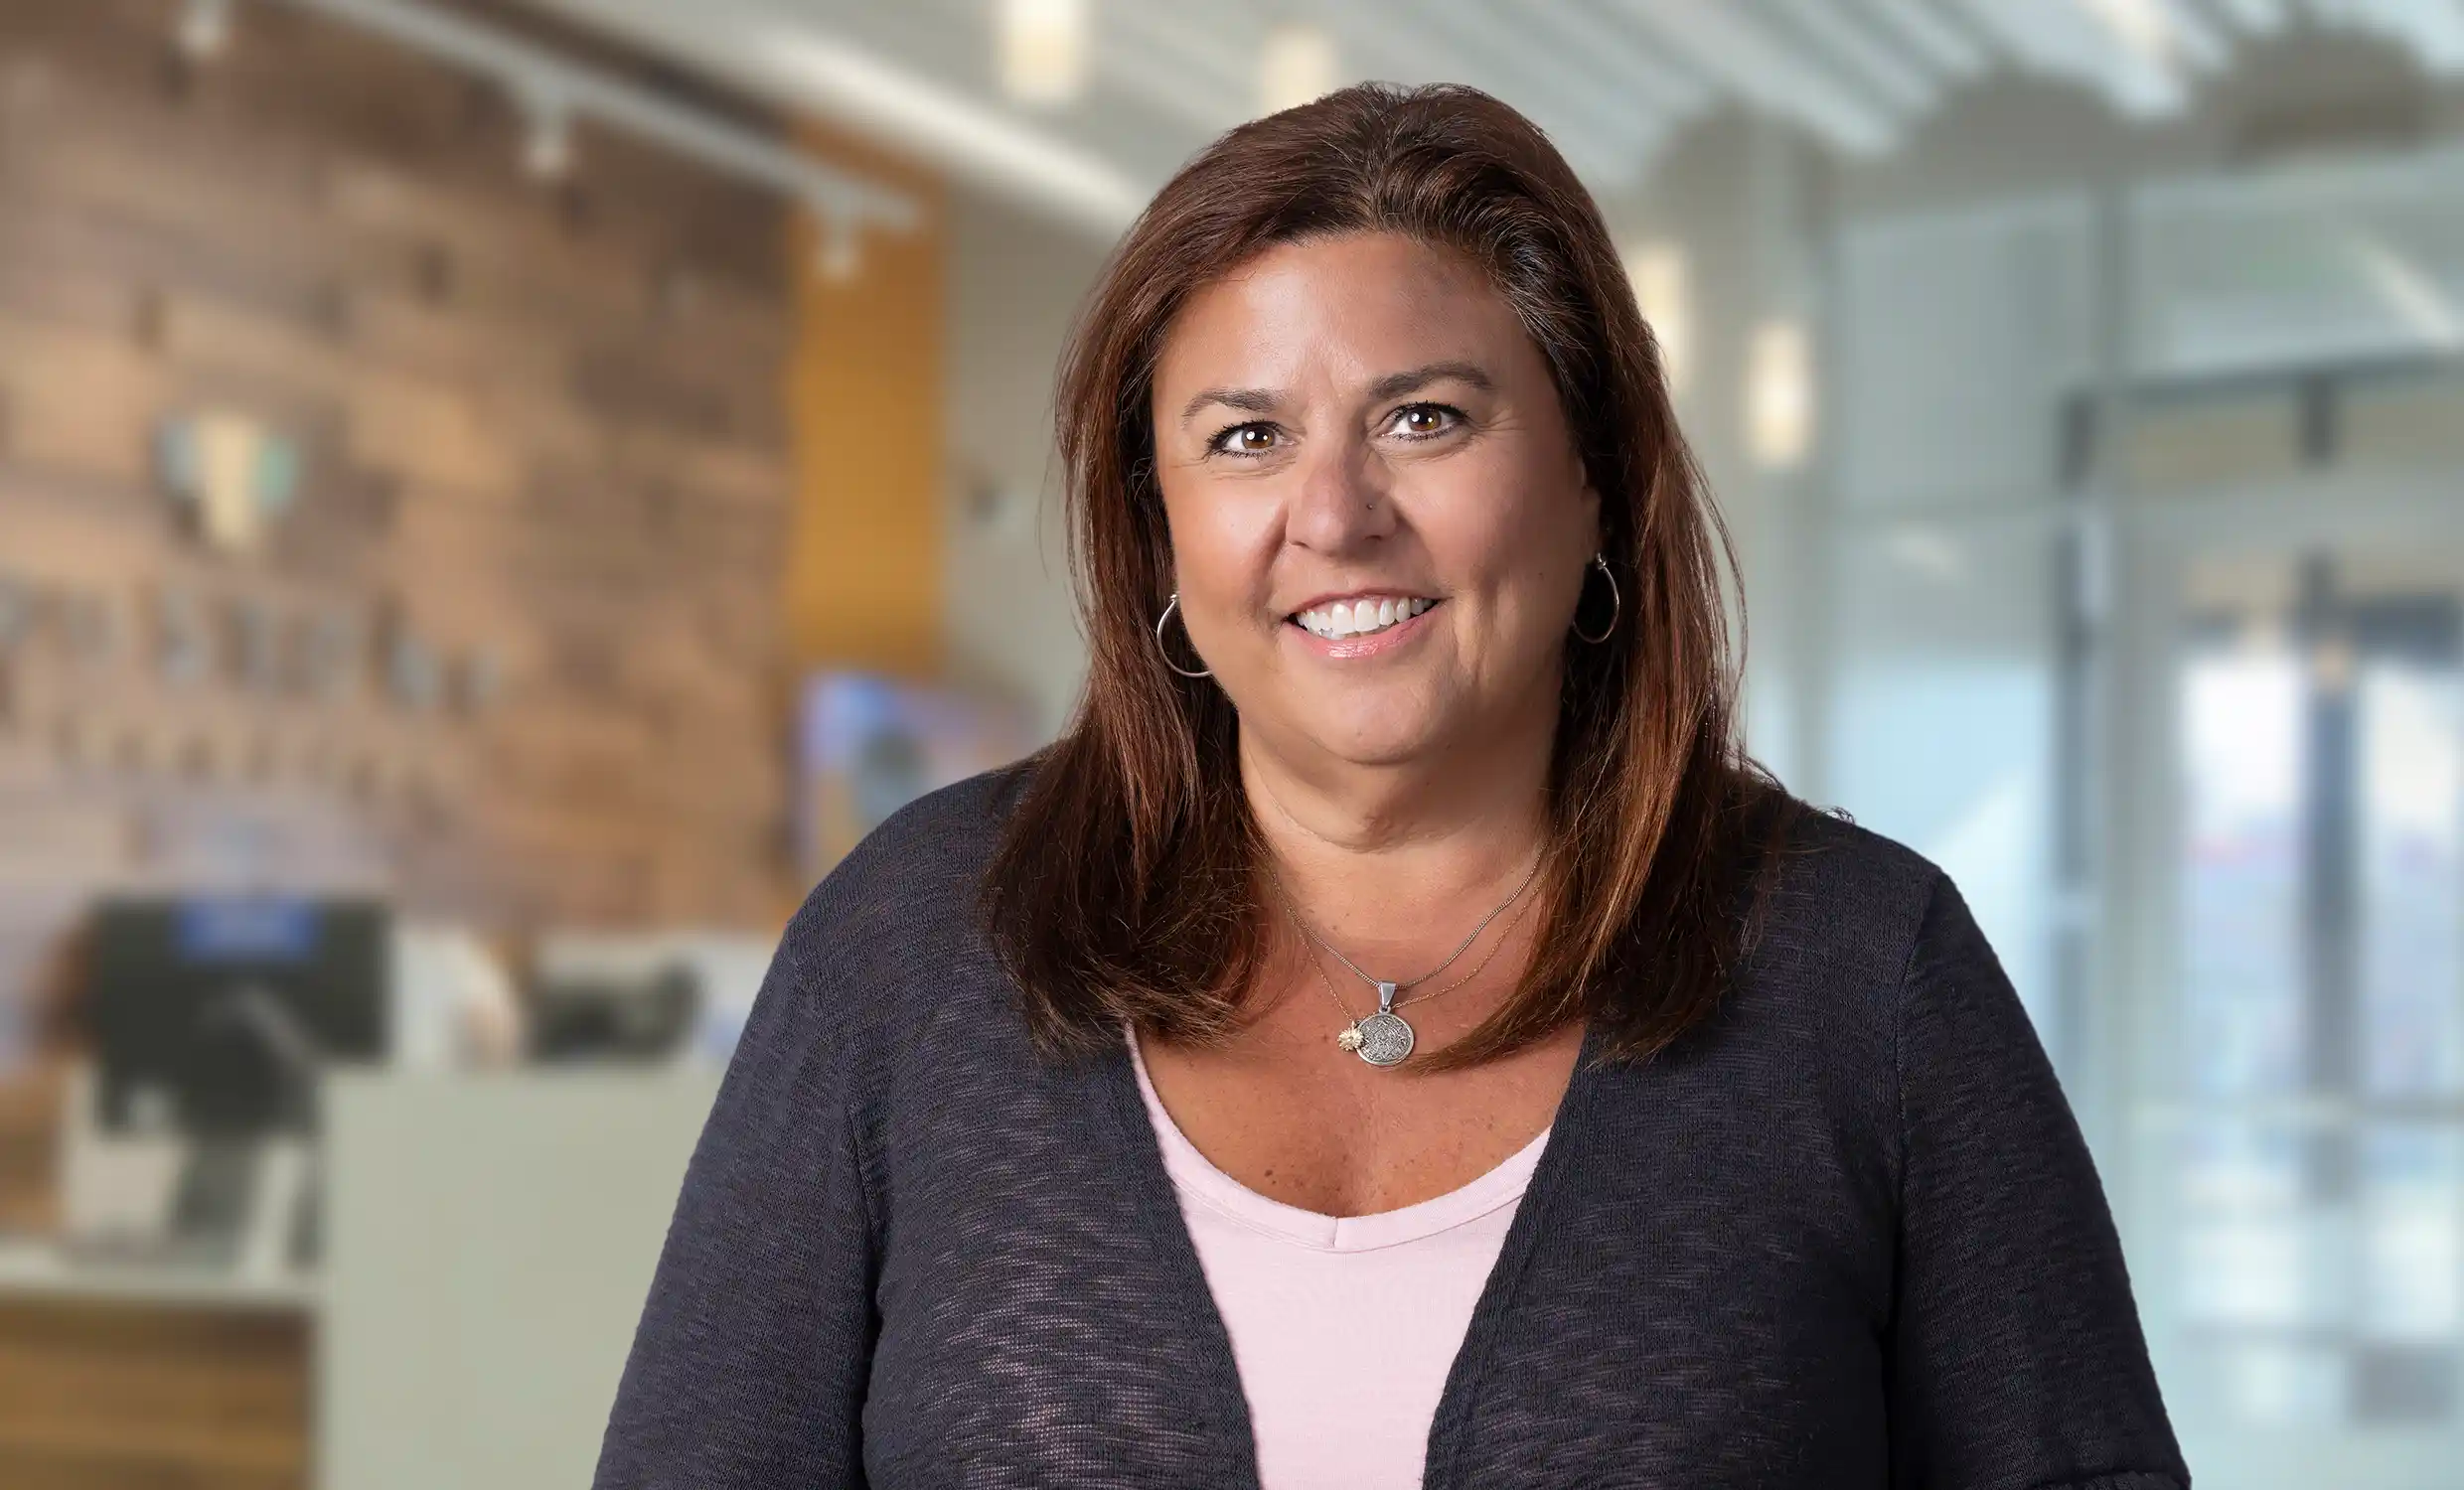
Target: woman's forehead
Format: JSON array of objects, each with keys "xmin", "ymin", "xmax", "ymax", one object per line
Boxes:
[{"xmin": 1152, "ymin": 233, "xmax": 1529, "ymax": 402}]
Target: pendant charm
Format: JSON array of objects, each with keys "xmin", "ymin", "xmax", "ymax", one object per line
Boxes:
[
  {"xmin": 1353, "ymin": 1012, "xmax": 1414, "ymax": 1066},
  {"xmin": 1336, "ymin": 1025, "xmax": 1365, "ymax": 1052},
  {"xmin": 1351, "ymin": 980, "xmax": 1415, "ymax": 1067}
]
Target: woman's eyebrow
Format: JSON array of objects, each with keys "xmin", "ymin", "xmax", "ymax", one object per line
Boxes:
[
  {"xmin": 1176, "ymin": 360, "xmax": 1495, "ymax": 428},
  {"xmin": 1178, "ymin": 385, "xmax": 1281, "ymax": 426},
  {"xmin": 1364, "ymin": 360, "xmax": 1493, "ymax": 403}
]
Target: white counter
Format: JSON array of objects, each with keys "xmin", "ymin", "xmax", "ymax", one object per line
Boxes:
[
  {"xmin": 0, "ymin": 1235, "xmax": 319, "ymax": 1312},
  {"xmin": 316, "ymin": 1066, "xmax": 720, "ymax": 1490}
]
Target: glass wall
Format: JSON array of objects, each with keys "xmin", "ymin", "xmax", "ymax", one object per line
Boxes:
[{"xmin": 1819, "ymin": 142, "xmax": 2464, "ymax": 1485}]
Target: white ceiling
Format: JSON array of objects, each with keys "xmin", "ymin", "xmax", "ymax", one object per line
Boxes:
[{"xmin": 516, "ymin": 0, "xmax": 2464, "ymax": 237}]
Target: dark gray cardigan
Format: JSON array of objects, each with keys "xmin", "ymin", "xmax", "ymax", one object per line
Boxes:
[{"xmin": 592, "ymin": 767, "xmax": 2189, "ymax": 1489}]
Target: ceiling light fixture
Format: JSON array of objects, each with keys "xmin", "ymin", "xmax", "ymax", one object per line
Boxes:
[
  {"xmin": 1619, "ymin": 239, "xmax": 1693, "ymax": 396},
  {"xmin": 177, "ymin": 0, "xmax": 234, "ymax": 62},
  {"xmin": 1258, "ymin": 23, "xmax": 1337, "ymax": 117},
  {"xmin": 757, "ymin": 23, "xmax": 1139, "ymax": 235},
  {"xmin": 1000, "ymin": 0, "xmax": 1089, "ymax": 106},
  {"xmin": 2079, "ymin": 0, "xmax": 2177, "ymax": 66},
  {"xmin": 1746, "ymin": 317, "xmax": 1815, "ymax": 471}
]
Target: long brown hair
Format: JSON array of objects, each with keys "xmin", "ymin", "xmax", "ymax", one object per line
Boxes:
[{"xmin": 982, "ymin": 80, "xmax": 1807, "ymax": 1072}]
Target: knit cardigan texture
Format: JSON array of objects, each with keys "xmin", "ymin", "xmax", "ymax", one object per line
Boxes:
[{"xmin": 592, "ymin": 766, "xmax": 2190, "ymax": 1489}]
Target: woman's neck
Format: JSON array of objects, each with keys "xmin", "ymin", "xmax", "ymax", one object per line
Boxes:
[{"xmin": 1239, "ymin": 718, "xmax": 1554, "ymax": 973}]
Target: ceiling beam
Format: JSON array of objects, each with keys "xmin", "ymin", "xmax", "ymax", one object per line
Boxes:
[
  {"xmin": 1415, "ymin": 0, "xmax": 1678, "ymax": 150},
  {"xmin": 1332, "ymin": 0, "xmax": 1662, "ymax": 181},
  {"xmin": 1847, "ymin": 0, "xmax": 1994, "ymax": 75},
  {"xmin": 2150, "ymin": 0, "xmax": 2233, "ymax": 69},
  {"xmin": 2201, "ymin": 0, "xmax": 2289, "ymax": 30},
  {"xmin": 1097, "ymin": 2, "xmax": 1256, "ymax": 132},
  {"xmin": 2343, "ymin": 0, "xmax": 2464, "ymax": 72},
  {"xmin": 521, "ymin": 0, "xmax": 1144, "ymax": 235},
  {"xmin": 1512, "ymin": 0, "xmax": 1717, "ymax": 118},
  {"xmin": 1765, "ymin": 0, "xmax": 1944, "ymax": 112},
  {"xmin": 1953, "ymin": 0, "xmax": 2186, "ymax": 116},
  {"xmin": 1606, "ymin": 0, "xmax": 1903, "ymax": 155},
  {"xmin": 263, "ymin": 0, "xmax": 922, "ymax": 229}
]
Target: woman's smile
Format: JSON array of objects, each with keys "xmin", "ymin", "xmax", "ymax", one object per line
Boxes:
[{"xmin": 1287, "ymin": 593, "xmax": 1444, "ymax": 657}]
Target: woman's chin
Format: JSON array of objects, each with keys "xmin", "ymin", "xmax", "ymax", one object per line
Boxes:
[{"xmin": 1291, "ymin": 712, "xmax": 1458, "ymax": 770}]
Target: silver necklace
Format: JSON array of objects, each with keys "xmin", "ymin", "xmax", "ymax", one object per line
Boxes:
[{"xmin": 1268, "ymin": 854, "xmax": 1543, "ymax": 1068}]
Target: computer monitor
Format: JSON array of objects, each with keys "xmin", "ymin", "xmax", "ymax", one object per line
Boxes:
[{"xmin": 85, "ymin": 896, "xmax": 389, "ymax": 1138}]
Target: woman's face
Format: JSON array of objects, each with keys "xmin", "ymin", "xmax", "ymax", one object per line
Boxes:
[{"xmin": 1149, "ymin": 229, "xmax": 1600, "ymax": 775}]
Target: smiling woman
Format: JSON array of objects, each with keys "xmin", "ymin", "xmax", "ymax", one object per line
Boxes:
[
  {"xmin": 594, "ymin": 81, "xmax": 2188, "ymax": 1490},
  {"xmin": 989, "ymin": 89, "xmax": 1774, "ymax": 1087}
]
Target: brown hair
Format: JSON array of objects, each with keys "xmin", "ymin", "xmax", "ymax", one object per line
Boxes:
[{"xmin": 982, "ymin": 80, "xmax": 1807, "ymax": 1072}]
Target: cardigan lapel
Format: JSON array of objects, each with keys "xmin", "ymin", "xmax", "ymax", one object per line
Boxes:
[
  {"xmin": 1419, "ymin": 1017, "xmax": 1612, "ymax": 1488},
  {"xmin": 1091, "ymin": 1033, "xmax": 1267, "ymax": 1486}
]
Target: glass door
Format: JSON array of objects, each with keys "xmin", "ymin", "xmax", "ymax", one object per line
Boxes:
[{"xmin": 2120, "ymin": 498, "xmax": 2464, "ymax": 1488}]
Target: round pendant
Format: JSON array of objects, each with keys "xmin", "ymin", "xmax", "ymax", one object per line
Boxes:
[{"xmin": 1352, "ymin": 1011, "xmax": 1415, "ymax": 1067}]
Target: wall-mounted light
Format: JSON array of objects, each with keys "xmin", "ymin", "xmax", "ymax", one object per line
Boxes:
[
  {"xmin": 177, "ymin": 0, "xmax": 233, "ymax": 63},
  {"xmin": 815, "ymin": 215, "xmax": 862, "ymax": 284},
  {"xmin": 2079, "ymin": 0, "xmax": 2175, "ymax": 69},
  {"xmin": 1746, "ymin": 317, "xmax": 1814, "ymax": 471},
  {"xmin": 521, "ymin": 91, "xmax": 574, "ymax": 180},
  {"xmin": 1258, "ymin": 24, "xmax": 1337, "ymax": 116},
  {"xmin": 1000, "ymin": 0, "xmax": 1089, "ymax": 107},
  {"xmin": 1618, "ymin": 238, "xmax": 1691, "ymax": 396}
]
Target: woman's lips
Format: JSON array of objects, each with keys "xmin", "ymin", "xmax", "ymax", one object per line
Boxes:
[{"xmin": 1286, "ymin": 600, "xmax": 1440, "ymax": 658}]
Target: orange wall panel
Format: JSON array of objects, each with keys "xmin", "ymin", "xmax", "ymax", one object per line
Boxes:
[{"xmin": 783, "ymin": 127, "xmax": 946, "ymax": 678}]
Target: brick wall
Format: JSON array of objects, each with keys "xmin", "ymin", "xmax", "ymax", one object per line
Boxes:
[{"xmin": 0, "ymin": 0, "xmax": 807, "ymax": 1039}]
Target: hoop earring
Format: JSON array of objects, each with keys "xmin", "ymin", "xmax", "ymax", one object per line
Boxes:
[
  {"xmin": 1154, "ymin": 592, "xmax": 1212, "ymax": 678},
  {"xmin": 1572, "ymin": 552, "xmax": 1620, "ymax": 645}
]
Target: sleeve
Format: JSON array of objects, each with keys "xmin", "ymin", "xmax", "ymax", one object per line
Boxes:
[
  {"xmin": 590, "ymin": 892, "xmax": 878, "ymax": 1489},
  {"xmin": 1885, "ymin": 870, "xmax": 2189, "ymax": 1490}
]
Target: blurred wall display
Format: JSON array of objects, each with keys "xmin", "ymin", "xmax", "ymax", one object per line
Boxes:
[
  {"xmin": 797, "ymin": 671, "xmax": 1032, "ymax": 879},
  {"xmin": 0, "ymin": 0, "xmax": 811, "ymax": 1060},
  {"xmin": 156, "ymin": 405, "xmax": 301, "ymax": 557}
]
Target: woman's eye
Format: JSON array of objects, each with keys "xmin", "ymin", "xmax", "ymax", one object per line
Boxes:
[
  {"xmin": 1213, "ymin": 424, "xmax": 1277, "ymax": 456},
  {"xmin": 1392, "ymin": 403, "xmax": 1459, "ymax": 438}
]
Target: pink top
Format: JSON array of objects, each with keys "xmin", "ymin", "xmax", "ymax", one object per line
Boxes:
[{"xmin": 1127, "ymin": 1029, "xmax": 1551, "ymax": 1490}]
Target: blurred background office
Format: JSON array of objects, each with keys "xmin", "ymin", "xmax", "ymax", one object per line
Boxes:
[{"xmin": 0, "ymin": 0, "xmax": 2457, "ymax": 1485}]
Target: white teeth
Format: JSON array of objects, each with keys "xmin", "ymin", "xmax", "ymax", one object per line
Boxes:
[{"xmin": 1294, "ymin": 596, "xmax": 1435, "ymax": 640}]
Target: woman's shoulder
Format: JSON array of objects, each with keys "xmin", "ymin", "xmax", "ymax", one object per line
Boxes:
[
  {"xmin": 738, "ymin": 759, "xmax": 1040, "ymax": 1075},
  {"xmin": 1744, "ymin": 799, "xmax": 1959, "ymax": 998},
  {"xmin": 784, "ymin": 757, "xmax": 1037, "ymax": 949}
]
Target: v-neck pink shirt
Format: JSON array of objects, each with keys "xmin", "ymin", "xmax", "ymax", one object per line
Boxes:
[{"xmin": 1127, "ymin": 1030, "xmax": 1552, "ymax": 1490}]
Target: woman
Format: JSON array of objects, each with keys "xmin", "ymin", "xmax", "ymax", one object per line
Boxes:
[{"xmin": 595, "ymin": 82, "xmax": 2186, "ymax": 1489}]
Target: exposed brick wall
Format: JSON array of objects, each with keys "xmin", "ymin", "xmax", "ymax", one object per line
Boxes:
[{"xmin": 0, "ymin": 0, "xmax": 804, "ymax": 1034}]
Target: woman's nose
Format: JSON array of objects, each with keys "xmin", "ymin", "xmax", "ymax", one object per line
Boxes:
[{"xmin": 1283, "ymin": 433, "xmax": 1396, "ymax": 554}]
